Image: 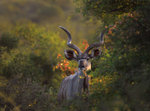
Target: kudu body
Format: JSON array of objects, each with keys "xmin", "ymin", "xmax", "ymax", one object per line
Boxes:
[{"xmin": 57, "ymin": 26, "xmax": 108, "ymax": 101}]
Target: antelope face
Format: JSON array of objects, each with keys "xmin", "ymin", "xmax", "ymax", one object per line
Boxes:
[
  {"xmin": 64, "ymin": 49, "xmax": 101, "ymax": 71},
  {"xmin": 59, "ymin": 26, "xmax": 107, "ymax": 71},
  {"xmin": 78, "ymin": 59, "xmax": 91, "ymax": 71}
]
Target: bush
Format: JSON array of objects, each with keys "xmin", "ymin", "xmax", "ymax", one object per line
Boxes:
[
  {"xmin": 0, "ymin": 76, "xmax": 57, "ymax": 111},
  {"xmin": 0, "ymin": 33, "xmax": 18, "ymax": 50},
  {"xmin": 0, "ymin": 23, "xmax": 65, "ymax": 86}
]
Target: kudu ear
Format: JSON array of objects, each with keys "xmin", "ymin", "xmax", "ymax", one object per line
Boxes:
[
  {"xmin": 64, "ymin": 49, "xmax": 77, "ymax": 60},
  {"xmin": 90, "ymin": 49, "xmax": 102, "ymax": 58}
]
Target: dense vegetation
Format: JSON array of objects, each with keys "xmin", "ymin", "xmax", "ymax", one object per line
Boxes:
[
  {"xmin": 0, "ymin": 0, "xmax": 150, "ymax": 111},
  {"xmin": 75, "ymin": 0, "xmax": 150, "ymax": 111}
]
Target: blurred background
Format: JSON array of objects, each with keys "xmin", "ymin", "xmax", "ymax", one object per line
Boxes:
[{"xmin": 0, "ymin": 0, "xmax": 101, "ymax": 41}]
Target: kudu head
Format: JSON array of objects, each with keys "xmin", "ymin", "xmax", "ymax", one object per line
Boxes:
[{"xmin": 59, "ymin": 26, "xmax": 107, "ymax": 71}]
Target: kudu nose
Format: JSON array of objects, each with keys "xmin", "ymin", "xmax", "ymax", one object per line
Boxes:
[{"xmin": 79, "ymin": 61, "xmax": 85, "ymax": 68}]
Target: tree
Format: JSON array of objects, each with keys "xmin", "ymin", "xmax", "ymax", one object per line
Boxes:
[{"xmin": 75, "ymin": 0, "xmax": 150, "ymax": 110}]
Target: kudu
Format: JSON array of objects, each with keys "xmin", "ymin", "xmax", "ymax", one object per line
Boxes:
[{"xmin": 57, "ymin": 26, "xmax": 107, "ymax": 101}]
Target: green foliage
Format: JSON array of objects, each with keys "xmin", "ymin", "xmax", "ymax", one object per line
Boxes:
[
  {"xmin": 0, "ymin": 23, "xmax": 65, "ymax": 81},
  {"xmin": 0, "ymin": 33, "xmax": 18, "ymax": 50},
  {"xmin": 0, "ymin": 23, "xmax": 66, "ymax": 110},
  {"xmin": 75, "ymin": 0, "xmax": 147, "ymax": 24},
  {"xmin": 0, "ymin": 77, "xmax": 58, "ymax": 111},
  {"xmin": 73, "ymin": 0, "xmax": 150, "ymax": 111}
]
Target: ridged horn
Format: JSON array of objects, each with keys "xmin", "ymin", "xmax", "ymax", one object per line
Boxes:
[{"xmin": 59, "ymin": 26, "xmax": 81, "ymax": 55}]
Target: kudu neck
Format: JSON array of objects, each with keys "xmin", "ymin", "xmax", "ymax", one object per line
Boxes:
[{"xmin": 77, "ymin": 68, "xmax": 87, "ymax": 77}]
